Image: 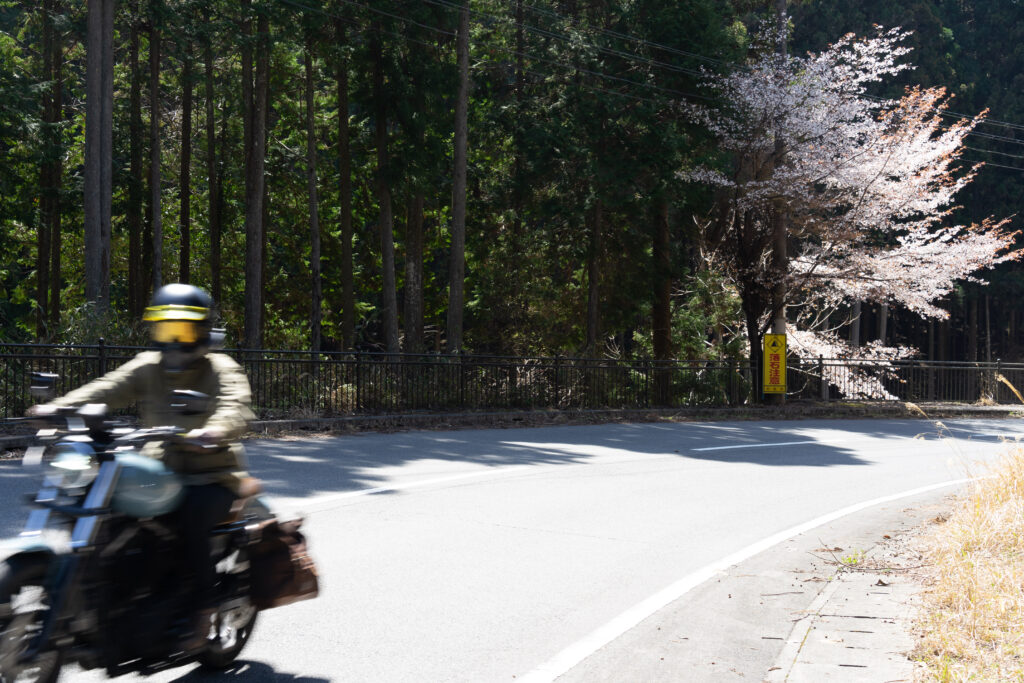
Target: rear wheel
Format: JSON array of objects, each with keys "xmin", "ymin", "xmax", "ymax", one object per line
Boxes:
[
  {"xmin": 196, "ymin": 598, "xmax": 257, "ymax": 670},
  {"xmin": 0, "ymin": 556, "xmax": 62, "ymax": 683}
]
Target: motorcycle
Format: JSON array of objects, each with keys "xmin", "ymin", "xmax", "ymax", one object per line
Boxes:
[{"xmin": 0, "ymin": 373, "xmax": 318, "ymax": 681}]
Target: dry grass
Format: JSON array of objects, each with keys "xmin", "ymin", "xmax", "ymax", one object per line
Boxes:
[{"xmin": 914, "ymin": 446, "xmax": 1024, "ymax": 681}]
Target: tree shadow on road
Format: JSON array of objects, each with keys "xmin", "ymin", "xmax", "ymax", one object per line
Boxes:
[
  {"xmin": 0, "ymin": 416, "xmax": 1010, "ymax": 539},
  {"xmin": 244, "ymin": 427, "xmax": 603, "ymax": 501},
  {"xmin": 240, "ymin": 417, "xmax": 990, "ymax": 506}
]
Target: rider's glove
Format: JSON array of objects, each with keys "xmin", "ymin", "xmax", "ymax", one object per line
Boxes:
[
  {"xmin": 26, "ymin": 404, "xmax": 58, "ymax": 418},
  {"xmin": 180, "ymin": 427, "xmax": 227, "ymax": 452}
]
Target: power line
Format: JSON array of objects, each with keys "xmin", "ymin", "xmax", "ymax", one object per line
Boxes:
[
  {"xmin": 861, "ymin": 92, "xmax": 1024, "ymax": 145},
  {"xmin": 277, "ymin": 0, "xmax": 455, "ymax": 37},
  {"xmin": 935, "ymin": 107, "xmax": 1024, "ymax": 133},
  {"xmin": 964, "ymin": 129, "xmax": 1024, "ymax": 147},
  {"xmin": 524, "ymin": 1, "xmax": 1024, "ymax": 138},
  {"xmin": 276, "ymin": 0, "xmax": 718, "ymax": 106},
  {"xmin": 964, "ymin": 145, "xmax": 1024, "ymax": 160},
  {"xmin": 276, "ymin": 0, "xmax": 450, "ymax": 53},
  {"xmin": 964, "ymin": 158, "xmax": 1024, "ymax": 173},
  {"xmin": 521, "ymin": 67, "xmax": 660, "ymax": 105},
  {"xmin": 421, "ymin": 0, "xmax": 707, "ymax": 80},
  {"xmin": 515, "ymin": 1, "xmax": 1024, "ymax": 137},
  {"xmin": 272, "ymin": 0, "xmax": 711, "ymax": 107},
  {"xmin": 514, "ymin": 1, "xmax": 1024, "ymax": 144},
  {"xmin": 458, "ymin": 1, "xmax": 1024, "ymax": 138},
  {"xmin": 516, "ymin": 0, "xmax": 735, "ymax": 69},
  {"xmin": 277, "ymin": 0, "xmax": 1024, "ymax": 156}
]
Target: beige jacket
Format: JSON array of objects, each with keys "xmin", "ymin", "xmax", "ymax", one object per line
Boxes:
[{"xmin": 51, "ymin": 350, "xmax": 254, "ymax": 491}]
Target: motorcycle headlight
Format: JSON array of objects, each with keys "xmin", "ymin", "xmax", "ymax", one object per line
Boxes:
[{"xmin": 49, "ymin": 442, "xmax": 98, "ymax": 490}]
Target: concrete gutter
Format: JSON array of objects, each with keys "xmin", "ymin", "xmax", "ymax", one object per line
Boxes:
[{"xmin": 247, "ymin": 401, "xmax": 1024, "ymax": 436}]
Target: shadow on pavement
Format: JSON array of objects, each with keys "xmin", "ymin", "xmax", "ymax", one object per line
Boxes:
[
  {"xmin": 2, "ymin": 417, "xmax": 1016, "ymax": 538},
  {"xmin": 241, "ymin": 417, "xmax": 998, "ymax": 505},
  {"xmin": 167, "ymin": 660, "xmax": 329, "ymax": 682}
]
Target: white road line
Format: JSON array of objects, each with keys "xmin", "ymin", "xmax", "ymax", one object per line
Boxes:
[
  {"xmin": 692, "ymin": 436, "xmax": 922, "ymax": 452},
  {"xmin": 693, "ymin": 440, "xmax": 822, "ymax": 452},
  {"xmin": 517, "ymin": 477, "xmax": 973, "ymax": 683}
]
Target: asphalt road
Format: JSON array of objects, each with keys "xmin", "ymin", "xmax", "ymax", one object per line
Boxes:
[{"xmin": 2, "ymin": 417, "xmax": 1022, "ymax": 682}]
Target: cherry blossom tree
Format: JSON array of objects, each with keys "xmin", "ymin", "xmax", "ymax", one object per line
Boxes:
[{"xmin": 689, "ymin": 24, "xmax": 1021, "ymax": 398}]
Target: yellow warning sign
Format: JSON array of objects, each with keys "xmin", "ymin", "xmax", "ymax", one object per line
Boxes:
[{"xmin": 763, "ymin": 334, "xmax": 787, "ymax": 394}]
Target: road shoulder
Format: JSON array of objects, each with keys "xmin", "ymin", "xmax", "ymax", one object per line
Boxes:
[{"xmin": 555, "ymin": 490, "xmax": 949, "ymax": 683}]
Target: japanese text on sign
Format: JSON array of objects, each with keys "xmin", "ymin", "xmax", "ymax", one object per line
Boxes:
[{"xmin": 763, "ymin": 334, "xmax": 786, "ymax": 394}]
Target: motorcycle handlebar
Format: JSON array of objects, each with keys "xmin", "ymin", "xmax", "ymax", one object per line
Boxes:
[
  {"xmin": 27, "ymin": 404, "xmax": 110, "ymax": 430},
  {"xmin": 113, "ymin": 428, "xmax": 223, "ymax": 451},
  {"xmin": 28, "ymin": 403, "xmax": 224, "ymax": 452}
]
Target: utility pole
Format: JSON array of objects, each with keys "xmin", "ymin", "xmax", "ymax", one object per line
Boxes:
[{"xmin": 769, "ymin": 0, "xmax": 788, "ymax": 405}]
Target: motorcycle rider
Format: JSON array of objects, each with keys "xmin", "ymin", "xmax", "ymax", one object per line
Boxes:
[{"xmin": 31, "ymin": 283, "xmax": 255, "ymax": 651}]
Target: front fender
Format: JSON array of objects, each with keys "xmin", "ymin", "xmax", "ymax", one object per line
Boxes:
[{"xmin": 1, "ymin": 536, "xmax": 61, "ymax": 564}]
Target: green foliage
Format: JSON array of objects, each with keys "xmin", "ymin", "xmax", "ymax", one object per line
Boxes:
[
  {"xmin": 0, "ymin": 19, "xmax": 39, "ymax": 341},
  {"xmin": 676, "ymin": 269, "xmax": 746, "ymax": 360},
  {"xmin": 0, "ymin": 0, "xmax": 1018, "ymax": 363},
  {"xmin": 627, "ymin": 268, "xmax": 745, "ymax": 361},
  {"xmin": 56, "ymin": 301, "xmax": 148, "ymax": 346}
]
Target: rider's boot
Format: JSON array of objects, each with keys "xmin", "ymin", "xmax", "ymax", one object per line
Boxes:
[{"xmin": 182, "ymin": 607, "xmax": 216, "ymax": 654}]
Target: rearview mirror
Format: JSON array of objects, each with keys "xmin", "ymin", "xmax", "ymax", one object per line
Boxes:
[{"xmin": 30, "ymin": 372, "xmax": 59, "ymax": 402}]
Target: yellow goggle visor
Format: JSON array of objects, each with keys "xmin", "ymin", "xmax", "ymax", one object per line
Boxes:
[
  {"xmin": 143, "ymin": 304, "xmax": 209, "ymax": 322},
  {"xmin": 150, "ymin": 320, "xmax": 201, "ymax": 344}
]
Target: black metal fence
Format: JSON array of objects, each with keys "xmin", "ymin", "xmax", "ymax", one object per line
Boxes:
[{"xmin": 2, "ymin": 342, "xmax": 1023, "ymax": 420}]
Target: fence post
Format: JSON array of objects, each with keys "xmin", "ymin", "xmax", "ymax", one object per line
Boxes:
[
  {"xmin": 819, "ymin": 355, "xmax": 828, "ymax": 401},
  {"xmin": 729, "ymin": 359, "xmax": 738, "ymax": 406},
  {"xmin": 459, "ymin": 349, "xmax": 466, "ymax": 410},
  {"xmin": 355, "ymin": 352, "xmax": 362, "ymax": 413},
  {"xmin": 98, "ymin": 337, "xmax": 107, "ymax": 376},
  {"xmin": 996, "ymin": 358, "xmax": 1002, "ymax": 404},
  {"xmin": 645, "ymin": 358, "xmax": 651, "ymax": 409},
  {"xmin": 553, "ymin": 355, "xmax": 561, "ymax": 409},
  {"xmin": 928, "ymin": 358, "xmax": 935, "ymax": 401}
]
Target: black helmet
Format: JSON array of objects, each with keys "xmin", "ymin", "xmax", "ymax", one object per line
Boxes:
[
  {"xmin": 144, "ymin": 283, "xmax": 212, "ymax": 323},
  {"xmin": 143, "ymin": 284, "xmax": 216, "ymax": 370}
]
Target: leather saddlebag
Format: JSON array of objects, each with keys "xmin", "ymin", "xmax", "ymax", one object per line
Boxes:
[{"xmin": 249, "ymin": 518, "xmax": 320, "ymax": 610}]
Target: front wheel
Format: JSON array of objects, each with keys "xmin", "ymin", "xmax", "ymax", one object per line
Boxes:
[
  {"xmin": 196, "ymin": 598, "xmax": 257, "ymax": 670},
  {"xmin": 0, "ymin": 555, "xmax": 62, "ymax": 683}
]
